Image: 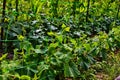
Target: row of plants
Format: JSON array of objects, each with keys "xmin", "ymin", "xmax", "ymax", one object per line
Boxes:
[
  {"xmin": 1, "ymin": 0, "xmax": 120, "ymax": 25},
  {"xmin": 0, "ymin": 25, "xmax": 120, "ymax": 80},
  {"xmin": 1, "ymin": 0, "xmax": 120, "ymax": 51},
  {"xmin": 0, "ymin": 0, "xmax": 120, "ymax": 80},
  {"xmin": 3, "ymin": 0, "xmax": 120, "ymax": 20}
]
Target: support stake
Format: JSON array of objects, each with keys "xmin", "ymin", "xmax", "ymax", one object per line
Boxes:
[{"xmin": 0, "ymin": 0, "xmax": 6, "ymax": 49}]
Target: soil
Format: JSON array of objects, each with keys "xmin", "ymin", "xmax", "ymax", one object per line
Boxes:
[
  {"xmin": 96, "ymin": 73, "xmax": 109, "ymax": 80},
  {"xmin": 0, "ymin": 50, "xmax": 13, "ymax": 60}
]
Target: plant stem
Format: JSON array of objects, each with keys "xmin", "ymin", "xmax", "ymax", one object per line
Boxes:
[
  {"xmin": 16, "ymin": 0, "xmax": 18, "ymax": 21},
  {"xmin": 72, "ymin": 0, "xmax": 76, "ymax": 18},
  {"xmin": 86, "ymin": 0, "xmax": 90, "ymax": 22},
  {"xmin": 116, "ymin": 1, "xmax": 120, "ymax": 19},
  {"xmin": 52, "ymin": 0, "xmax": 58, "ymax": 17}
]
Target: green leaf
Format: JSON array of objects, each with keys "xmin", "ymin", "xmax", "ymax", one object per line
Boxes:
[
  {"xmin": 64, "ymin": 62, "xmax": 80, "ymax": 78},
  {"xmin": 20, "ymin": 75, "xmax": 31, "ymax": 80},
  {"xmin": 69, "ymin": 62, "xmax": 80, "ymax": 77},
  {"xmin": 0, "ymin": 54, "xmax": 8, "ymax": 61},
  {"xmin": 17, "ymin": 35, "xmax": 25, "ymax": 41},
  {"xmin": 81, "ymin": 62, "xmax": 90, "ymax": 70},
  {"xmin": 70, "ymin": 39, "xmax": 76, "ymax": 46},
  {"xmin": 33, "ymin": 74, "xmax": 38, "ymax": 80},
  {"xmin": 34, "ymin": 49, "xmax": 42, "ymax": 54},
  {"xmin": 63, "ymin": 44, "xmax": 73, "ymax": 51},
  {"xmin": 47, "ymin": 31, "xmax": 54, "ymax": 36},
  {"xmin": 40, "ymin": 70, "xmax": 55, "ymax": 80},
  {"xmin": 61, "ymin": 24, "xmax": 66, "ymax": 28},
  {"xmin": 83, "ymin": 43, "xmax": 91, "ymax": 51},
  {"xmin": 29, "ymin": 68, "xmax": 38, "ymax": 73},
  {"xmin": 64, "ymin": 27, "xmax": 70, "ymax": 32},
  {"xmin": 49, "ymin": 42, "xmax": 59, "ymax": 49},
  {"xmin": 38, "ymin": 63, "xmax": 49, "ymax": 78},
  {"xmin": 56, "ymin": 35, "xmax": 63, "ymax": 43},
  {"xmin": 64, "ymin": 62, "xmax": 70, "ymax": 77}
]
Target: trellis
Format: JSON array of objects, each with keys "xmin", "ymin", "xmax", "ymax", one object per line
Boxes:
[{"xmin": 0, "ymin": 0, "xmax": 18, "ymax": 50}]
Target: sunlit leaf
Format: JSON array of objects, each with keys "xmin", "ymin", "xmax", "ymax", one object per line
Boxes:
[
  {"xmin": 49, "ymin": 42, "xmax": 59, "ymax": 49},
  {"xmin": 47, "ymin": 31, "xmax": 54, "ymax": 36},
  {"xmin": 20, "ymin": 75, "xmax": 31, "ymax": 80},
  {"xmin": 64, "ymin": 27, "xmax": 70, "ymax": 32},
  {"xmin": 61, "ymin": 24, "xmax": 66, "ymax": 28},
  {"xmin": 0, "ymin": 54, "xmax": 8, "ymax": 61}
]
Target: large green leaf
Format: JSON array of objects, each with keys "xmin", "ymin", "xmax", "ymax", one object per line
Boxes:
[
  {"xmin": 64, "ymin": 62, "xmax": 80, "ymax": 78},
  {"xmin": 38, "ymin": 62, "xmax": 49, "ymax": 78}
]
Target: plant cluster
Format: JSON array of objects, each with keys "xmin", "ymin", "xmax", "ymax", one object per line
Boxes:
[
  {"xmin": 0, "ymin": 0, "xmax": 120, "ymax": 80},
  {"xmin": 0, "ymin": 25, "xmax": 120, "ymax": 79}
]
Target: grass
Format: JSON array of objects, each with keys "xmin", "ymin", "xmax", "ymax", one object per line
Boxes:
[{"xmin": 91, "ymin": 50, "xmax": 120, "ymax": 80}]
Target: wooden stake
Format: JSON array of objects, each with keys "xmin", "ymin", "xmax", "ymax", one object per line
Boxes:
[
  {"xmin": 116, "ymin": 1, "xmax": 120, "ymax": 19},
  {"xmin": 0, "ymin": 0, "xmax": 6, "ymax": 49},
  {"xmin": 86, "ymin": 0, "xmax": 90, "ymax": 22},
  {"xmin": 16, "ymin": 0, "xmax": 18, "ymax": 21}
]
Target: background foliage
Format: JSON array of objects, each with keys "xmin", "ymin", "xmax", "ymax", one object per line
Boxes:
[{"xmin": 0, "ymin": 0, "xmax": 120, "ymax": 80}]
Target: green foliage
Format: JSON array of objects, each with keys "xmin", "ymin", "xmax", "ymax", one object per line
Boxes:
[
  {"xmin": 0, "ymin": 26, "xmax": 120, "ymax": 79},
  {"xmin": 1, "ymin": 0, "xmax": 120, "ymax": 80},
  {"xmin": 64, "ymin": 62, "xmax": 80, "ymax": 78}
]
